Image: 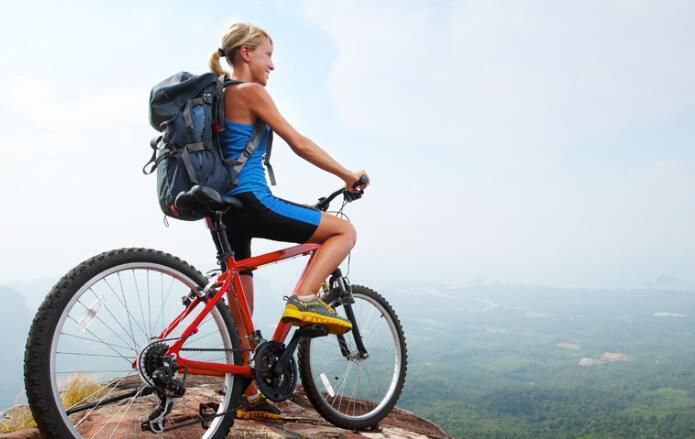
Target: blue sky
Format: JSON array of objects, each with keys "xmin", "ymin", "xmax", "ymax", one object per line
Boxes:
[{"xmin": 1, "ymin": 0, "xmax": 693, "ymax": 291}]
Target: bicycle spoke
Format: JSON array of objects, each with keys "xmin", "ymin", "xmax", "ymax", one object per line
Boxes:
[
  {"xmin": 132, "ymin": 270, "xmax": 149, "ymax": 338},
  {"xmin": 66, "ymin": 316, "xmax": 135, "ymax": 365},
  {"xmin": 57, "ymin": 370, "xmax": 134, "ymax": 374},
  {"xmin": 160, "ymin": 272, "xmax": 164, "ymax": 336},
  {"xmin": 86, "ymin": 384, "xmax": 146, "ymax": 438},
  {"xmin": 69, "ymin": 305, "xmax": 135, "ymax": 359},
  {"xmin": 151, "ymin": 275, "xmax": 183, "ymax": 337},
  {"xmin": 147, "ymin": 270, "xmax": 152, "ymax": 341},
  {"xmin": 362, "ymin": 362, "xmax": 377, "ymax": 395},
  {"xmin": 87, "ymin": 288, "xmax": 140, "ymax": 353},
  {"xmin": 60, "ymin": 332, "xmax": 134, "ymax": 353},
  {"xmin": 56, "ymin": 352, "xmax": 130, "ymax": 359},
  {"xmin": 64, "ymin": 373, "xmax": 136, "ymax": 412},
  {"xmin": 106, "ymin": 385, "xmax": 147, "ymax": 439},
  {"xmin": 74, "ymin": 374, "xmax": 139, "ymax": 429},
  {"xmin": 111, "ymin": 274, "xmax": 149, "ymax": 343},
  {"xmin": 334, "ymin": 361, "xmax": 355, "ymax": 412}
]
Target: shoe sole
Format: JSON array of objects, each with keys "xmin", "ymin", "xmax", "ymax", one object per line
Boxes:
[{"xmin": 281, "ymin": 308, "xmax": 352, "ymax": 335}]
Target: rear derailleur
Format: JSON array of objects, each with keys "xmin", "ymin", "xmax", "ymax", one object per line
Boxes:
[{"xmin": 140, "ymin": 342, "xmax": 186, "ymax": 433}]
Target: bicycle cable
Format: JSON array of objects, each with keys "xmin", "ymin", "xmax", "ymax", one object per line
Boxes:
[{"xmin": 328, "ymin": 194, "xmax": 353, "ymax": 277}]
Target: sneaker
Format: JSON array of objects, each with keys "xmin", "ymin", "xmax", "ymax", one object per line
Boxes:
[
  {"xmin": 281, "ymin": 295, "xmax": 353, "ymax": 335},
  {"xmin": 236, "ymin": 394, "xmax": 282, "ymax": 420}
]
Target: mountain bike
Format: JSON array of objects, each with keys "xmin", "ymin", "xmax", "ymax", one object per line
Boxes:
[{"xmin": 24, "ymin": 181, "xmax": 407, "ymax": 438}]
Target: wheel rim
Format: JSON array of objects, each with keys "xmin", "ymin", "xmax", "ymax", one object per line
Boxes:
[
  {"xmin": 305, "ymin": 291, "xmax": 403, "ymax": 421},
  {"xmin": 48, "ymin": 262, "xmax": 236, "ymax": 438}
]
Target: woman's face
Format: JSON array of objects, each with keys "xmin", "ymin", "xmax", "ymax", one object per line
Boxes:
[{"xmin": 244, "ymin": 37, "xmax": 274, "ymax": 86}]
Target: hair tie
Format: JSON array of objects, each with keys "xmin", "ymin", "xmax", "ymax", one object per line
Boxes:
[{"xmin": 217, "ymin": 48, "xmax": 226, "ymax": 57}]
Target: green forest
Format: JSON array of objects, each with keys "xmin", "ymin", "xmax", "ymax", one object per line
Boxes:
[{"xmin": 391, "ymin": 284, "xmax": 695, "ymax": 439}]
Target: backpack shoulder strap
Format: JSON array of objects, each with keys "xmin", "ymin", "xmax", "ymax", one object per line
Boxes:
[
  {"xmin": 220, "ymin": 74, "xmax": 243, "ymax": 88},
  {"xmin": 217, "ymin": 75, "xmax": 277, "ymax": 186},
  {"xmin": 263, "ymin": 129, "xmax": 276, "ymax": 185},
  {"xmin": 224, "ymin": 119, "xmax": 267, "ymax": 181}
]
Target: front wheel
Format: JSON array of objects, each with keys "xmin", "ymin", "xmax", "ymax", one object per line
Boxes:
[
  {"xmin": 24, "ymin": 248, "xmax": 243, "ymax": 439},
  {"xmin": 298, "ymin": 285, "xmax": 407, "ymax": 430}
]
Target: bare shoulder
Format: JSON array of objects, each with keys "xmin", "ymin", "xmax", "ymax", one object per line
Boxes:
[
  {"xmin": 224, "ymin": 83, "xmax": 276, "ymax": 123},
  {"xmin": 231, "ymin": 82, "xmax": 271, "ymax": 104}
]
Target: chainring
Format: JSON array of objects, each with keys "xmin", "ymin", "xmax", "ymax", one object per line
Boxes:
[{"xmin": 253, "ymin": 341, "xmax": 297, "ymax": 402}]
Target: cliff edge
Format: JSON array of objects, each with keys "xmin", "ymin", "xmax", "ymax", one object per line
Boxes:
[{"xmin": 1, "ymin": 386, "xmax": 450, "ymax": 438}]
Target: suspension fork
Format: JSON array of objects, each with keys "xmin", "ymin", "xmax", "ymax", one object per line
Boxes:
[{"xmin": 329, "ymin": 269, "xmax": 369, "ymax": 359}]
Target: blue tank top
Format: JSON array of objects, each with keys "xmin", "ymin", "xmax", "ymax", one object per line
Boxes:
[
  {"xmin": 220, "ymin": 120, "xmax": 321, "ymax": 227},
  {"xmin": 221, "ymin": 120, "xmax": 272, "ymax": 196}
]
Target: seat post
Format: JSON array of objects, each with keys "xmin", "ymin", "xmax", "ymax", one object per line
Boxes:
[{"xmin": 208, "ymin": 211, "xmax": 234, "ymax": 271}]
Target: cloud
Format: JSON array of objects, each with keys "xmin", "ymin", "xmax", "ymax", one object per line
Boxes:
[
  {"xmin": 304, "ymin": 0, "xmax": 695, "ymax": 158},
  {"xmin": 302, "ymin": 0, "xmax": 695, "ymax": 289}
]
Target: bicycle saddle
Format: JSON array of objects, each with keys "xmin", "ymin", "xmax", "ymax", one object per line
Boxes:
[{"xmin": 175, "ymin": 185, "xmax": 243, "ymax": 217}]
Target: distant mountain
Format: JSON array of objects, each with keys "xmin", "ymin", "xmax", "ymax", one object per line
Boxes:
[
  {"xmin": 5, "ymin": 277, "xmax": 58, "ymax": 313},
  {"xmin": 0, "ymin": 286, "xmax": 33, "ymax": 409}
]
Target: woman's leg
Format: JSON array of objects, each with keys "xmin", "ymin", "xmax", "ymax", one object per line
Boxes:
[
  {"xmin": 295, "ymin": 212, "xmax": 356, "ymax": 295},
  {"xmin": 236, "ymin": 274, "xmax": 257, "ymax": 397}
]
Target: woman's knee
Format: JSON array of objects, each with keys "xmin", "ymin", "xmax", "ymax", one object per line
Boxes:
[
  {"xmin": 309, "ymin": 214, "xmax": 355, "ymax": 245},
  {"xmin": 345, "ymin": 221, "xmax": 357, "ymax": 249},
  {"xmin": 332, "ymin": 217, "xmax": 356, "ymax": 248}
]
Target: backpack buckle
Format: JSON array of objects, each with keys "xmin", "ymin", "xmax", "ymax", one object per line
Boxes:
[{"xmin": 211, "ymin": 119, "xmax": 221, "ymax": 134}]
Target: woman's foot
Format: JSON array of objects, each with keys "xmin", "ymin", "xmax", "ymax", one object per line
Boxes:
[
  {"xmin": 236, "ymin": 394, "xmax": 282, "ymax": 420},
  {"xmin": 281, "ymin": 295, "xmax": 353, "ymax": 335}
]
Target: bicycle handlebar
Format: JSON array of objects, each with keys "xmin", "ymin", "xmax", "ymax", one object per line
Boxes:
[{"xmin": 314, "ymin": 175, "xmax": 369, "ymax": 212}]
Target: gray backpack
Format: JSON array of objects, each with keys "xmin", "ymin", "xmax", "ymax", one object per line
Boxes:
[{"xmin": 143, "ymin": 72, "xmax": 275, "ymax": 220}]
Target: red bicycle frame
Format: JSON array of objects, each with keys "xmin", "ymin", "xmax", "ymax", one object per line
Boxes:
[{"xmin": 153, "ymin": 242, "xmax": 320, "ymax": 378}]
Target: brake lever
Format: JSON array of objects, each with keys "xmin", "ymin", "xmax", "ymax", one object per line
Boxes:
[
  {"xmin": 344, "ymin": 191, "xmax": 363, "ymax": 202},
  {"xmin": 344, "ymin": 175, "xmax": 369, "ymax": 202}
]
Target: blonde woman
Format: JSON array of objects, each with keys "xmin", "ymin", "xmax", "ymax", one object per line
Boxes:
[{"xmin": 208, "ymin": 23, "xmax": 369, "ymax": 419}]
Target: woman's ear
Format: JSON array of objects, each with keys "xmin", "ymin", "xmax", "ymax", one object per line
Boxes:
[{"xmin": 239, "ymin": 45, "xmax": 251, "ymax": 62}]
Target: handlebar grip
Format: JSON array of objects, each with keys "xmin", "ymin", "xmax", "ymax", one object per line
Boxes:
[{"xmin": 352, "ymin": 174, "xmax": 370, "ymax": 190}]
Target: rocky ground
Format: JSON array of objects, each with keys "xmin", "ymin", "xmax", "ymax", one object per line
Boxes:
[{"xmin": 2, "ymin": 385, "xmax": 449, "ymax": 439}]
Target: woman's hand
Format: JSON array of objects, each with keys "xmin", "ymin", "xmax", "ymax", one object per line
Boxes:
[{"xmin": 344, "ymin": 170, "xmax": 369, "ymax": 193}]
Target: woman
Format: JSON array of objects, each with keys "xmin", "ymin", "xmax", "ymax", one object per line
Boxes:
[{"xmin": 208, "ymin": 23, "xmax": 369, "ymax": 419}]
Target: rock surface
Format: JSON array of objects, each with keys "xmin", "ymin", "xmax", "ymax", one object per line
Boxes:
[{"xmin": 1, "ymin": 386, "xmax": 449, "ymax": 438}]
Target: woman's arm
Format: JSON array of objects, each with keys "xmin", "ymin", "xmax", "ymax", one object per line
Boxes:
[{"xmin": 235, "ymin": 83, "xmax": 367, "ymax": 189}]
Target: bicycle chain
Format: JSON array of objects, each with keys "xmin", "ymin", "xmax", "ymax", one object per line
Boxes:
[{"xmin": 180, "ymin": 347, "xmax": 251, "ymax": 352}]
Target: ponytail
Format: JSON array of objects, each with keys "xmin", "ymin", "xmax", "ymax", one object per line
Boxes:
[{"xmin": 209, "ymin": 50, "xmax": 226, "ymax": 77}]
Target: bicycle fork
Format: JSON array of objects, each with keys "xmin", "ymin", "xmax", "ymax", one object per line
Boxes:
[
  {"xmin": 327, "ymin": 269, "xmax": 369, "ymax": 360},
  {"xmin": 271, "ymin": 269, "xmax": 370, "ymax": 376}
]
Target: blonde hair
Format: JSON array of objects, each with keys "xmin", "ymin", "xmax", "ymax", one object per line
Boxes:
[{"xmin": 209, "ymin": 23, "xmax": 272, "ymax": 77}]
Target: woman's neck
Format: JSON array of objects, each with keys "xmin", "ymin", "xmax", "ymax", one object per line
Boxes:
[{"xmin": 230, "ymin": 64, "xmax": 253, "ymax": 83}]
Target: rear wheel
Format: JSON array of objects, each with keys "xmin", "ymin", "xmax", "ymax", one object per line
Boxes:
[
  {"xmin": 24, "ymin": 248, "xmax": 243, "ymax": 438},
  {"xmin": 298, "ymin": 285, "xmax": 407, "ymax": 430}
]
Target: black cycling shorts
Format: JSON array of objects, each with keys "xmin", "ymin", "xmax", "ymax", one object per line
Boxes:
[{"xmin": 222, "ymin": 192, "xmax": 321, "ymax": 265}]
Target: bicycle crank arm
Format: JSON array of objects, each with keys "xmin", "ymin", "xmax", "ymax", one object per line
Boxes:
[
  {"xmin": 273, "ymin": 325, "xmax": 328, "ymax": 375},
  {"xmin": 66, "ymin": 386, "xmax": 155, "ymax": 415}
]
